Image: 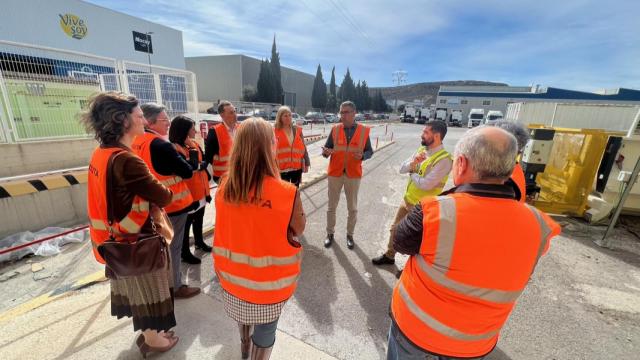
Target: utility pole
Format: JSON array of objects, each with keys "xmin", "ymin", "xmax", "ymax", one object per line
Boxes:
[
  {"xmin": 392, "ymin": 70, "xmax": 407, "ymax": 114},
  {"xmin": 145, "ymin": 32, "xmax": 154, "ymax": 73}
]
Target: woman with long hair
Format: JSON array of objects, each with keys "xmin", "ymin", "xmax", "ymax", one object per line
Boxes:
[
  {"xmin": 169, "ymin": 116, "xmax": 213, "ymax": 264},
  {"xmin": 274, "ymin": 106, "xmax": 310, "ymax": 187},
  {"xmin": 83, "ymin": 92, "xmax": 178, "ymax": 357},
  {"xmin": 213, "ymin": 118, "xmax": 306, "ymax": 359}
]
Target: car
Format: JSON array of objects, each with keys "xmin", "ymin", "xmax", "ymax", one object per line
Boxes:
[
  {"xmin": 291, "ymin": 112, "xmax": 306, "ymax": 125},
  {"xmin": 325, "ymin": 114, "xmax": 338, "ymax": 123},
  {"xmin": 355, "ymin": 113, "xmax": 365, "ymax": 121},
  {"xmin": 236, "ymin": 114, "xmax": 251, "ymax": 122},
  {"xmin": 364, "ymin": 113, "xmax": 373, "ymax": 120},
  {"xmin": 305, "ymin": 111, "xmax": 325, "ymax": 123}
]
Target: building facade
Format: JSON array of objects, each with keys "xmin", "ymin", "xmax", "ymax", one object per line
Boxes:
[
  {"xmin": 186, "ymin": 55, "xmax": 315, "ymax": 115},
  {"xmin": 436, "ymin": 85, "xmax": 640, "ymax": 125}
]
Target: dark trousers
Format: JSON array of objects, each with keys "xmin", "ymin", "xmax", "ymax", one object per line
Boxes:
[
  {"xmin": 280, "ymin": 169, "xmax": 303, "ymax": 188},
  {"xmin": 182, "ymin": 206, "xmax": 206, "ymax": 255}
]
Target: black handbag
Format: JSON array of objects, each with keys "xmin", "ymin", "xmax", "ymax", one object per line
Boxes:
[{"xmin": 97, "ymin": 151, "xmax": 168, "ymax": 279}]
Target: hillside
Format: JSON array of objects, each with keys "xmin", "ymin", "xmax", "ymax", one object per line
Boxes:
[{"xmin": 370, "ymin": 80, "xmax": 508, "ymax": 105}]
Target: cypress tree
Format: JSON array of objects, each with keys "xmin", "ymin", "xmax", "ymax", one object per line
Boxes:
[
  {"xmin": 270, "ymin": 35, "xmax": 283, "ymax": 104},
  {"xmin": 340, "ymin": 68, "xmax": 356, "ymax": 104},
  {"xmin": 311, "ymin": 64, "xmax": 327, "ymax": 110},
  {"xmin": 257, "ymin": 59, "xmax": 274, "ymax": 103}
]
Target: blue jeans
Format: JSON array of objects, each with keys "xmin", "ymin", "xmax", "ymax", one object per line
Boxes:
[
  {"xmin": 251, "ymin": 319, "xmax": 279, "ymax": 348},
  {"xmin": 387, "ymin": 321, "xmax": 486, "ymax": 360}
]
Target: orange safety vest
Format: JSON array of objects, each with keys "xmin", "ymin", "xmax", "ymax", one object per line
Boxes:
[
  {"xmin": 327, "ymin": 123, "xmax": 371, "ymax": 178},
  {"xmin": 87, "ymin": 147, "xmax": 150, "ymax": 264},
  {"xmin": 132, "ymin": 132, "xmax": 193, "ymax": 214},
  {"xmin": 212, "ymin": 123, "xmax": 234, "ymax": 178},
  {"xmin": 174, "ymin": 140, "xmax": 211, "ymax": 202},
  {"xmin": 511, "ymin": 163, "xmax": 526, "ymax": 203},
  {"xmin": 275, "ymin": 126, "xmax": 306, "ymax": 172},
  {"xmin": 391, "ymin": 193, "xmax": 561, "ymax": 358},
  {"xmin": 213, "ymin": 176, "xmax": 301, "ymax": 304}
]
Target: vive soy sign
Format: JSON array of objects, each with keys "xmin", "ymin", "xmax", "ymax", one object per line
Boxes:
[
  {"xmin": 59, "ymin": 13, "xmax": 88, "ymax": 40},
  {"xmin": 132, "ymin": 31, "xmax": 153, "ymax": 54}
]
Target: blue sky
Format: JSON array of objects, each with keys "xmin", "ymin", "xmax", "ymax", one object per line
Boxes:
[{"xmin": 87, "ymin": 0, "xmax": 638, "ymax": 91}]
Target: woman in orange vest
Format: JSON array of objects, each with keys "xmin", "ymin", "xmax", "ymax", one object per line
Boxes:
[
  {"xmin": 169, "ymin": 116, "xmax": 213, "ymax": 265},
  {"xmin": 83, "ymin": 92, "xmax": 179, "ymax": 357},
  {"xmin": 274, "ymin": 106, "xmax": 310, "ymax": 187},
  {"xmin": 213, "ymin": 118, "xmax": 306, "ymax": 359}
]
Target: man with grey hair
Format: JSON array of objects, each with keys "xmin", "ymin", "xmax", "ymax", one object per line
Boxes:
[
  {"xmin": 132, "ymin": 103, "xmax": 201, "ymax": 299},
  {"xmin": 321, "ymin": 101, "xmax": 373, "ymax": 249},
  {"xmin": 386, "ymin": 126, "xmax": 560, "ymax": 360},
  {"xmin": 490, "ymin": 120, "xmax": 531, "ymax": 202}
]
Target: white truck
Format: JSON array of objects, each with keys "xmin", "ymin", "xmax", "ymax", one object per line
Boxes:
[
  {"xmin": 468, "ymin": 108, "xmax": 485, "ymax": 127},
  {"xmin": 403, "ymin": 105, "xmax": 418, "ymax": 123},
  {"xmin": 449, "ymin": 110, "xmax": 463, "ymax": 127},
  {"xmin": 435, "ymin": 108, "xmax": 447, "ymax": 121},
  {"xmin": 485, "ymin": 110, "xmax": 504, "ymax": 125}
]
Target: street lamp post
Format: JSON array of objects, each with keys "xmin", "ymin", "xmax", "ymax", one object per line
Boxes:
[{"xmin": 145, "ymin": 32, "xmax": 153, "ymax": 73}]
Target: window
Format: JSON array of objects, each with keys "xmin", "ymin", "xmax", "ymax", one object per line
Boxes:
[
  {"xmin": 461, "ymin": 100, "xmax": 468, "ymax": 105},
  {"xmin": 439, "ymin": 99, "xmax": 447, "ymax": 104},
  {"xmin": 482, "ymin": 100, "xmax": 491, "ymax": 106}
]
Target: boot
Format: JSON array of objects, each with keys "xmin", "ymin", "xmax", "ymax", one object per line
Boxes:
[
  {"xmin": 250, "ymin": 341, "xmax": 273, "ymax": 360},
  {"xmin": 239, "ymin": 324, "xmax": 253, "ymax": 359}
]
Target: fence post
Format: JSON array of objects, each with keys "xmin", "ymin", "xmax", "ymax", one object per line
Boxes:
[
  {"xmin": 375, "ymin": 136, "xmax": 379, "ymax": 150},
  {"xmin": 391, "ymin": 132, "xmax": 394, "ymax": 142},
  {"xmin": 385, "ymin": 124, "xmax": 388, "ymax": 135},
  {"xmin": 0, "ymin": 70, "xmax": 17, "ymax": 143}
]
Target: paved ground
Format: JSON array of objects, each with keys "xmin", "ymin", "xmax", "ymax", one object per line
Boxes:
[{"xmin": 1, "ymin": 122, "xmax": 639, "ymax": 359}]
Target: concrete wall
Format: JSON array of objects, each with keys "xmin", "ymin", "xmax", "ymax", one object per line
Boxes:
[
  {"xmin": 0, "ymin": 0, "xmax": 185, "ymax": 69},
  {"xmin": 185, "ymin": 55, "xmax": 243, "ymax": 104},
  {"xmin": 1, "ymin": 138, "xmax": 96, "ymax": 178}
]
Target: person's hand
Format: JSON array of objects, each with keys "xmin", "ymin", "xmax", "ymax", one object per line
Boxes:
[
  {"xmin": 322, "ymin": 147, "xmax": 334, "ymax": 157},
  {"xmin": 199, "ymin": 161, "xmax": 208, "ymax": 171},
  {"xmin": 413, "ymin": 151, "xmax": 427, "ymax": 163},
  {"xmin": 303, "ymin": 165, "xmax": 309, "ymax": 173},
  {"xmin": 352, "ymin": 150, "xmax": 363, "ymax": 160}
]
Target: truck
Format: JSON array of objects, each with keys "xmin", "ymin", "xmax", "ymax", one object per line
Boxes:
[
  {"xmin": 403, "ymin": 105, "xmax": 418, "ymax": 123},
  {"xmin": 449, "ymin": 110, "xmax": 463, "ymax": 127},
  {"xmin": 485, "ymin": 110, "xmax": 504, "ymax": 125},
  {"xmin": 435, "ymin": 107, "xmax": 447, "ymax": 121},
  {"xmin": 468, "ymin": 108, "xmax": 485, "ymax": 127}
]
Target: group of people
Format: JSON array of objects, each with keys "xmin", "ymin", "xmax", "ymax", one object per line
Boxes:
[{"xmin": 85, "ymin": 91, "xmax": 561, "ymax": 360}]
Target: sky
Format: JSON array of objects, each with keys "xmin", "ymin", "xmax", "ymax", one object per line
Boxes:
[{"xmin": 87, "ymin": 0, "xmax": 639, "ymax": 92}]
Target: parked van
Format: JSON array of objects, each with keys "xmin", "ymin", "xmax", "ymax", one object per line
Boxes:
[
  {"xmin": 485, "ymin": 110, "xmax": 504, "ymax": 125},
  {"xmin": 468, "ymin": 108, "xmax": 485, "ymax": 127}
]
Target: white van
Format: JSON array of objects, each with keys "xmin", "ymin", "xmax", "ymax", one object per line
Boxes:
[
  {"xmin": 485, "ymin": 110, "xmax": 504, "ymax": 125},
  {"xmin": 468, "ymin": 109, "xmax": 485, "ymax": 127}
]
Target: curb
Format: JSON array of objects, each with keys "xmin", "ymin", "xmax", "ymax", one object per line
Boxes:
[{"xmin": 0, "ymin": 171, "xmax": 87, "ymax": 198}]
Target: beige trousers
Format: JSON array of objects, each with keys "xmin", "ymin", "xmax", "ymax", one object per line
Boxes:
[
  {"xmin": 384, "ymin": 199, "xmax": 412, "ymax": 258},
  {"xmin": 326, "ymin": 174, "xmax": 361, "ymax": 236}
]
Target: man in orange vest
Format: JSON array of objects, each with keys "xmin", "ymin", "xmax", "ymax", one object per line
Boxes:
[
  {"xmin": 322, "ymin": 101, "xmax": 372, "ymax": 249},
  {"xmin": 133, "ymin": 103, "xmax": 201, "ymax": 299},
  {"xmin": 204, "ymin": 100, "xmax": 238, "ymax": 183},
  {"xmin": 387, "ymin": 126, "xmax": 561, "ymax": 359}
]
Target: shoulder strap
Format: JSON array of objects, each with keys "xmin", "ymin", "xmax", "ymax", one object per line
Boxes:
[{"xmin": 106, "ymin": 150, "xmax": 126, "ymax": 226}]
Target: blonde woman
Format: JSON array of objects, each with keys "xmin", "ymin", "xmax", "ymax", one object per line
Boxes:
[
  {"xmin": 213, "ymin": 118, "xmax": 306, "ymax": 359},
  {"xmin": 274, "ymin": 106, "xmax": 310, "ymax": 187}
]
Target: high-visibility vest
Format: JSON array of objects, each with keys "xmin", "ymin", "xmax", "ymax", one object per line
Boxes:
[
  {"xmin": 391, "ymin": 193, "xmax": 561, "ymax": 358},
  {"xmin": 174, "ymin": 140, "xmax": 211, "ymax": 202},
  {"xmin": 132, "ymin": 132, "xmax": 193, "ymax": 214},
  {"xmin": 511, "ymin": 163, "xmax": 526, "ymax": 203},
  {"xmin": 327, "ymin": 123, "xmax": 371, "ymax": 178},
  {"xmin": 212, "ymin": 123, "xmax": 234, "ymax": 178},
  {"xmin": 213, "ymin": 176, "xmax": 301, "ymax": 304},
  {"xmin": 87, "ymin": 147, "xmax": 150, "ymax": 264},
  {"xmin": 275, "ymin": 126, "xmax": 306, "ymax": 172},
  {"xmin": 404, "ymin": 147, "xmax": 452, "ymax": 205}
]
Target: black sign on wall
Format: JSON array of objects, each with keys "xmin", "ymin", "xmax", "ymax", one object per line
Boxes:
[{"xmin": 132, "ymin": 31, "xmax": 153, "ymax": 53}]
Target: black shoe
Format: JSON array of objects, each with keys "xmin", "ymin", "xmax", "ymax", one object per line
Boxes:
[
  {"xmin": 372, "ymin": 254, "xmax": 395, "ymax": 266},
  {"xmin": 395, "ymin": 269, "xmax": 404, "ymax": 279},
  {"xmin": 346, "ymin": 235, "xmax": 355, "ymax": 250},
  {"xmin": 324, "ymin": 234, "xmax": 334, "ymax": 248},
  {"xmin": 195, "ymin": 242, "xmax": 212, "ymax": 252},
  {"xmin": 181, "ymin": 252, "xmax": 201, "ymax": 264}
]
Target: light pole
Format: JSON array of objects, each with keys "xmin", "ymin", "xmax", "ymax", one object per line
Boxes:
[
  {"xmin": 145, "ymin": 31, "xmax": 153, "ymax": 73},
  {"xmin": 392, "ymin": 70, "xmax": 407, "ymax": 114}
]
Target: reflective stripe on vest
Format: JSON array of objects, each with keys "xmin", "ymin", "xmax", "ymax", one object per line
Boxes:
[
  {"xmin": 327, "ymin": 123, "xmax": 370, "ymax": 178},
  {"xmin": 217, "ymin": 270, "xmax": 299, "ymax": 291},
  {"xmin": 275, "ymin": 127, "xmax": 306, "ymax": 172},
  {"xmin": 391, "ymin": 193, "xmax": 560, "ymax": 357},
  {"xmin": 174, "ymin": 141, "xmax": 210, "ymax": 202},
  {"xmin": 212, "ymin": 124, "xmax": 234, "ymax": 177},
  {"xmin": 132, "ymin": 132, "xmax": 193, "ymax": 213},
  {"xmin": 404, "ymin": 147, "xmax": 452, "ymax": 205},
  {"xmin": 87, "ymin": 147, "xmax": 150, "ymax": 264},
  {"xmin": 213, "ymin": 246, "xmax": 302, "ymax": 267}
]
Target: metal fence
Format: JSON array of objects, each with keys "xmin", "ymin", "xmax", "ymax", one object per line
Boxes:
[{"xmin": 0, "ymin": 41, "xmax": 199, "ymax": 143}]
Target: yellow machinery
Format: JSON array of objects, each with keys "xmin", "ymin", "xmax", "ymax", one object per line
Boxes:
[{"xmin": 525, "ymin": 125, "xmax": 625, "ymax": 217}]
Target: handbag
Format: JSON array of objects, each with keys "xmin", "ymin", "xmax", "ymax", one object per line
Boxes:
[{"xmin": 97, "ymin": 151, "xmax": 168, "ymax": 279}]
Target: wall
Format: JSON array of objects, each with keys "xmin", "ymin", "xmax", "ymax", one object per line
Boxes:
[
  {"xmin": 185, "ymin": 55, "xmax": 243, "ymax": 104},
  {"xmin": 0, "ymin": 0, "xmax": 185, "ymax": 69},
  {"xmin": 1, "ymin": 138, "xmax": 96, "ymax": 177}
]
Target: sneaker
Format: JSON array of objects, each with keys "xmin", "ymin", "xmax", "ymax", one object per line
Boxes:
[
  {"xmin": 324, "ymin": 234, "xmax": 334, "ymax": 248},
  {"xmin": 371, "ymin": 254, "xmax": 395, "ymax": 266},
  {"xmin": 174, "ymin": 285, "xmax": 200, "ymax": 299}
]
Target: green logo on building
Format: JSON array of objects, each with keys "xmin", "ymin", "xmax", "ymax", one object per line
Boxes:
[{"xmin": 59, "ymin": 13, "xmax": 88, "ymax": 40}]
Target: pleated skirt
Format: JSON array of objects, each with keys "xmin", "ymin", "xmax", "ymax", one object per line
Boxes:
[{"xmin": 109, "ymin": 258, "xmax": 176, "ymax": 332}]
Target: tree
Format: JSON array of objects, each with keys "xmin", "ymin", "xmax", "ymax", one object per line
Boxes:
[
  {"xmin": 256, "ymin": 59, "xmax": 274, "ymax": 103},
  {"xmin": 361, "ymin": 80, "xmax": 371, "ymax": 111},
  {"xmin": 339, "ymin": 68, "xmax": 356, "ymax": 105},
  {"xmin": 270, "ymin": 35, "xmax": 283, "ymax": 104},
  {"xmin": 326, "ymin": 66, "xmax": 337, "ymax": 112},
  {"xmin": 329, "ymin": 66, "xmax": 337, "ymax": 98},
  {"xmin": 242, "ymin": 85, "xmax": 258, "ymax": 102},
  {"xmin": 311, "ymin": 64, "xmax": 328, "ymax": 110}
]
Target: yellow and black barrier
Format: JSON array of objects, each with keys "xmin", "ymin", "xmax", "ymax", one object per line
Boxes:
[{"xmin": 0, "ymin": 171, "xmax": 88, "ymax": 198}]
